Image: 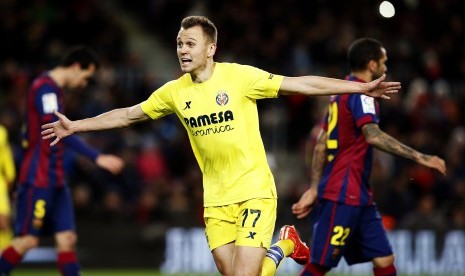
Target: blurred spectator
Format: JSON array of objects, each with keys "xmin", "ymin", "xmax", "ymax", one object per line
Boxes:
[
  {"xmin": 399, "ymin": 193, "xmax": 448, "ymax": 234},
  {"xmin": 449, "ymin": 203, "xmax": 465, "ymax": 230},
  {"xmin": 378, "ymin": 172, "xmax": 418, "ymax": 224}
]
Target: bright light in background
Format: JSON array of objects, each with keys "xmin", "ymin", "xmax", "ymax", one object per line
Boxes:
[{"xmin": 379, "ymin": 1, "xmax": 395, "ymax": 18}]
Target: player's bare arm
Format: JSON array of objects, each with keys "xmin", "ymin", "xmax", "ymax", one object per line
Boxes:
[
  {"xmin": 292, "ymin": 129, "xmax": 327, "ymax": 219},
  {"xmin": 95, "ymin": 154, "xmax": 124, "ymax": 175},
  {"xmin": 362, "ymin": 123, "xmax": 446, "ymax": 175},
  {"xmin": 309, "ymin": 129, "xmax": 328, "ymax": 189},
  {"xmin": 42, "ymin": 104, "xmax": 150, "ymax": 146},
  {"xmin": 278, "ymin": 74, "xmax": 401, "ymax": 99}
]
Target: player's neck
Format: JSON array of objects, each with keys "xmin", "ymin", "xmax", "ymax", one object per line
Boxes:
[
  {"xmin": 48, "ymin": 67, "xmax": 67, "ymax": 88},
  {"xmin": 350, "ymin": 71, "xmax": 372, "ymax": 83},
  {"xmin": 190, "ymin": 60, "xmax": 215, "ymax": 83}
]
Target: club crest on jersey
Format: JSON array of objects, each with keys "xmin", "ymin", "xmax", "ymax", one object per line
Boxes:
[{"xmin": 216, "ymin": 91, "xmax": 229, "ymax": 106}]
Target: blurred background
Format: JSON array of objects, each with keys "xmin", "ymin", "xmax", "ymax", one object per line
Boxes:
[{"xmin": 1, "ymin": 0, "xmax": 464, "ymax": 274}]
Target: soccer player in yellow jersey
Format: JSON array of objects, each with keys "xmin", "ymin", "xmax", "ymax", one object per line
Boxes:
[
  {"xmin": 42, "ymin": 16, "xmax": 401, "ymax": 276},
  {"xmin": 0, "ymin": 125, "xmax": 16, "ymax": 252}
]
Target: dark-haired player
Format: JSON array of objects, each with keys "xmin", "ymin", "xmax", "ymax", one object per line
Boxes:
[
  {"xmin": 286, "ymin": 38, "xmax": 446, "ymax": 276},
  {"xmin": 0, "ymin": 46, "xmax": 124, "ymax": 276}
]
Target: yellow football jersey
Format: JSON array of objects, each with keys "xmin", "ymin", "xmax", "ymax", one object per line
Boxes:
[{"xmin": 141, "ymin": 63, "xmax": 284, "ymax": 207}]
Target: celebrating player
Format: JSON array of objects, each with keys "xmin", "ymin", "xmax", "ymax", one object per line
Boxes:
[{"xmin": 41, "ymin": 17, "xmax": 400, "ymax": 275}]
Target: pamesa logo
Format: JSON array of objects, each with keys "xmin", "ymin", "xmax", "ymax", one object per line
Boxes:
[
  {"xmin": 184, "ymin": 110, "xmax": 234, "ymax": 128},
  {"xmin": 182, "ymin": 91, "xmax": 233, "ymax": 136},
  {"xmin": 183, "ymin": 110, "xmax": 235, "ymax": 136}
]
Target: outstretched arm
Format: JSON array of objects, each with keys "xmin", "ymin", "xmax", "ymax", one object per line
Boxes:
[
  {"xmin": 42, "ymin": 104, "xmax": 150, "ymax": 146},
  {"xmin": 279, "ymin": 74, "xmax": 401, "ymax": 99},
  {"xmin": 292, "ymin": 128, "xmax": 328, "ymax": 219},
  {"xmin": 62, "ymin": 135, "xmax": 125, "ymax": 175},
  {"xmin": 362, "ymin": 123, "xmax": 446, "ymax": 175},
  {"xmin": 95, "ymin": 154, "xmax": 124, "ymax": 175}
]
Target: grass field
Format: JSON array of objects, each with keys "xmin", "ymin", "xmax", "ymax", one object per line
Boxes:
[
  {"xmin": 12, "ymin": 269, "xmax": 457, "ymax": 276},
  {"xmin": 14, "ymin": 269, "xmax": 216, "ymax": 276}
]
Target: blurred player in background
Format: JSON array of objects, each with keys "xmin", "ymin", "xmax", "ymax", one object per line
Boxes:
[
  {"xmin": 41, "ymin": 17, "xmax": 400, "ymax": 275},
  {"xmin": 265, "ymin": 38, "xmax": 445, "ymax": 276},
  {"xmin": 0, "ymin": 46, "xmax": 124, "ymax": 276},
  {"xmin": 0, "ymin": 125, "xmax": 16, "ymax": 252}
]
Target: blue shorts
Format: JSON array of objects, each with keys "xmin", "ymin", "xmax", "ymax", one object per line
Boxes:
[
  {"xmin": 14, "ymin": 183, "xmax": 76, "ymax": 236},
  {"xmin": 311, "ymin": 199, "xmax": 393, "ymax": 267}
]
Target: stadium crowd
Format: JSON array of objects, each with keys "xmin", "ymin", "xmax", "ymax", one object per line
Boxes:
[{"xmin": 1, "ymin": 0, "xmax": 464, "ymax": 245}]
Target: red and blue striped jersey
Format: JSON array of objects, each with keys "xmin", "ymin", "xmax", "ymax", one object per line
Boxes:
[
  {"xmin": 318, "ymin": 75, "xmax": 380, "ymax": 206},
  {"xmin": 19, "ymin": 73, "xmax": 99, "ymax": 188}
]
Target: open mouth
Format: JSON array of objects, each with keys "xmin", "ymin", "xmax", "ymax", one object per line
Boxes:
[{"xmin": 180, "ymin": 58, "xmax": 192, "ymax": 65}]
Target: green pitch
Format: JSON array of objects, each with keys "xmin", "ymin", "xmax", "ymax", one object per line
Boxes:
[
  {"xmin": 12, "ymin": 269, "xmax": 456, "ymax": 276},
  {"xmin": 14, "ymin": 269, "xmax": 216, "ymax": 276}
]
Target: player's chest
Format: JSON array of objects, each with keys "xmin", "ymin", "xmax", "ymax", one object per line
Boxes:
[{"xmin": 175, "ymin": 85, "xmax": 245, "ymax": 117}]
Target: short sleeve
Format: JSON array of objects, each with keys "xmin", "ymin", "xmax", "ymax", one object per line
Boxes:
[
  {"xmin": 34, "ymin": 84, "xmax": 60, "ymax": 116},
  {"xmin": 140, "ymin": 81, "xmax": 176, "ymax": 119},
  {"xmin": 238, "ymin": 65, "xmax": 284, "ymax": 99},
  {"xmin": 348, "ymin": 94, "xmax": 380, "ymax": 128}
]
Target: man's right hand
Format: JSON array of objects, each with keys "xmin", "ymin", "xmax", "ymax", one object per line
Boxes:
[
  {"xmin": 292, "ymin": 187, "xmax": 318, "ymax": 219},
  {"xmin": 41, "ymin": 109, "xmax": 74, "ymax": 146},
  {"xmin": 419, "ymin": 155, "xmax": 447, "ymax": 175}
]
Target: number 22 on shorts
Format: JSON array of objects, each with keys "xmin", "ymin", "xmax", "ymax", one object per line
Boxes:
[{"xmin": 330, "ymin": 226, "xmax": 350, "ymax": 246}]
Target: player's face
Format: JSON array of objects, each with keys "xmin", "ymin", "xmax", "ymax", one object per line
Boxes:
[
  {"xmin": 69, "ymin": 64, "xmax": 96, "ymax": 89},
  {"xmin": 176, "ymin": 26, "xmax": 214, "ymax": 74},
  {"xmin": 373, "ymin": 48, "xmax": 388, "ymax": 79}
]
